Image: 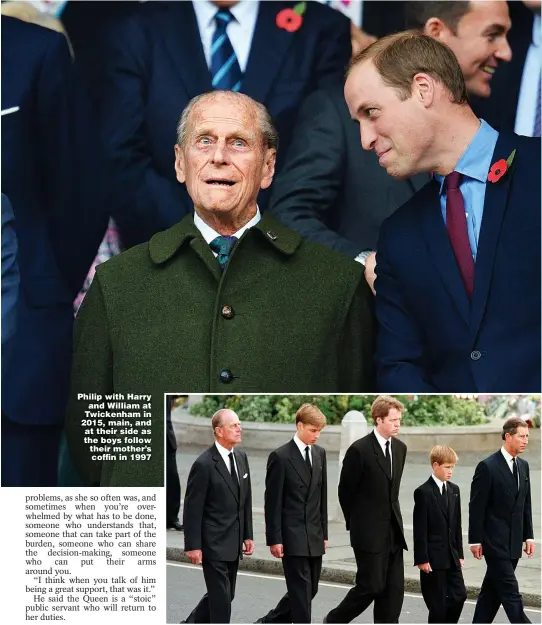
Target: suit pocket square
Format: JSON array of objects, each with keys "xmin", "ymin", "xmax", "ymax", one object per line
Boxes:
[
  {"xmin": 243, "ymin": 473, "xmax": 248, "ymax": 479},
  {"xmin": 1, "ymin": 106, "xmax": 20, "ymax": 116}
]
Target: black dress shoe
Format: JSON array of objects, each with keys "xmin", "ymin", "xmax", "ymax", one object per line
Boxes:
[{"xmin": 167, "ymin": 520, "xmax": 183, "ymax": 531}]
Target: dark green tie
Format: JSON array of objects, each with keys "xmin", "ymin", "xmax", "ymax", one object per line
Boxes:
[{"xmin": 210, "ymin": 235, "xmax": 238, "ymax": 271}]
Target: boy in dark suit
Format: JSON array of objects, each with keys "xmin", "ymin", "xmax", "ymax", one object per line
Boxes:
[
  {"xmin": 256, "ymin": 404, "xmax": 328, "ymax": 624},
  {"xmin": 413, "ymin": 445, "xmax": 467, "ymax": 623}
]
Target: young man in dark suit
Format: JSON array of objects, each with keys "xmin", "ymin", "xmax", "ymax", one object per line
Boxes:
[
  {"xmin": 182, "ymin": 409, "xmax": 254, "ymax": 624},
  {"xmin": 256, "ymin": 404, "xmax": 328, "ymax": 623},
  {"xmin": 324, "ymin": 396, "xmax": 407, "ymax": 624},
  {"xmin": 469, "ymin": 417, "xmax": 535, "ymax": 624},
  {"xmin": 413, "ymin": 445, "xmax": 467, "ymax": 623}
]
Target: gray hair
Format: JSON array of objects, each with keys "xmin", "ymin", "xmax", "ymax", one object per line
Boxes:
[{"xmin": 176, "ymin": 90, "xmax": 279, "ymax": 151}]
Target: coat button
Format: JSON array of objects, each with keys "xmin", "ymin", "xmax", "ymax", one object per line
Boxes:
[
  {"xmin": 221, "ymin": 305, "xmax": 234, "ymax": 319},
  {"xmin": 266, "ymin": 230, "xmax": 277, "ymax": 241},
  {"xmin": 219, "ymin": 369, "xmax": 234, "ymax": 383},
  {"xmin": 470, "ymin": 350, "xmax": 482, "ymax": 361}
]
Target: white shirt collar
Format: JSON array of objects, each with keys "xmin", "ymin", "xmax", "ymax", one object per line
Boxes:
[
  {"xmin": 193, "ymin": 0, "xmax": 258, "ymax": 30},
  {"xmin": 431, "ymin": 474, "xmax": 445, "ymax": 491},
  {"xmin": 193, "ymin": 207, "xmax": 261, "ymax": 246},
  {"xmin": 293, "ymin": 432, "xmax": 310, "ymax": 455},
  {"xmin": 500, "ymin": 446, "xmax": 516, "ymax": 466},
  {"xmin": 533, "ymin": 13, "xmax": 541, "ymax": 48},
  {"xmin": 215, "ymin": 439, "xmax": 235, "ymax": 462},
  {"xmin": 374, "ymin": 427, "xmax": 391, "ymax": 450}
]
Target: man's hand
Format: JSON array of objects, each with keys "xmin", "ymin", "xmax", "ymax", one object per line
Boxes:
[
  {"xmin": 470, "ymin": 545, "xmax": 483, "ymax": 560},
  {"xmin": 186, "ymin": 549, "xmax": 203, "ymax": 565},
  {"xmin": 270, "ymin": 544, "xmax": 284, "ymax": 558},
  {"xmin": 351, "ymin": 23, "xmax": 377, "ymax": 57},
  {"xmin": 324, "ymin": 540, "xmax": 328, "ymax": 552},
  {"xmin": 417, "ymin": 562, "xmax": 432, "ymax": 574},
  {"xmin": 364, "ymin": 251, "xmax": 377, "ymax": 295},
  {"xmin": 243, "ymin": 540, "xmax": 255, "ymax": 556},
  {"xmin": 524, "ymin": 541, "xmax": 535, "ymax": 558},
  {"xmin": 459, "ymin": 558, "xmax": 464, "ymax": 568}
]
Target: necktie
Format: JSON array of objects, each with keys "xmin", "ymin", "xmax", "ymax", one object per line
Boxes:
[
  {"xmin": 210, "ymin": 235, "xmax": 238, "ymax": 271},
  {"xmin": 445, "ymin": 171, "xmax": 475, "ymax": 298},
  {"xmin": 512, "ymin": 457, "xmax": 519, "ymax": 490},
  {"xmin": 442, "ymin": 482, "xmax": 448, "ymax": 507},
  {"xmin": 304, "ymin": 446, "xmax": 312, "ymax": 472},
  {"xmin": 385, "ymin": 440, "xmax": 392, "ymax": 478},
  {"xmin": 211, "ymin": 10, "xmax": 242, "ymax": 91},
  {"xmin": 229, "ymin": 451, "xmax": 240, "ymax": 495},
  {"xmin": 533, "ymin": 75, "xmax": 541, "ymax": 138}
]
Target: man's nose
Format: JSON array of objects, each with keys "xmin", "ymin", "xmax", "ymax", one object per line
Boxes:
[
  {"xmin": 359, "ymin": 122, "xmax": 377, "ymax": 151},
  {"xmin": 211, "ymin": 140, "xmax": 230, "ymax": 163},
  {"xmin": 495, "ymin": 37, "xmax": 512, "ymax": 63}
]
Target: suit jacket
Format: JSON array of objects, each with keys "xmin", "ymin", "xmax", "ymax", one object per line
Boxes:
[
  {"xmin": 265, "ymin": 439, "xmax": 328, "ymax": 557},
  {"xmin": 100, "ymin": 0, "xmax": 351, "ymax": 248},
  {"xmin": 1, "ymin": 193, "xmax": 19, "ymax": 379},
  {"xmin": 469, "ymin": 450, "xmax": 533, "ymax": 560},
  {"xmin": 269, "ymin": 88, "xmax": 429, "ymax": 256},
  {"xmin": 375, "ymin": 132, "xmax": 541, "ymax": 392},
  {"xmin": 64, "ymin": 213, "xmax": 374, "ymax": 487},
  {"xmin": 183, "ymin": 444, "xmax": 253, "ymax": 562},
  {"xmin": 413, "ymin": 478, "xmax": 464, "ymax": 570},
  {"xmin": 339, "ymin": 431, "xmax": 408, "ymax": 554},
  {"xmin": 1, "ymin": 16, "xmax": 107, "ymax": 426}
]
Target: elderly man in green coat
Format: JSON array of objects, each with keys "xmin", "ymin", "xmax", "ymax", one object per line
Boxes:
[{"xmin": 65, "ymin": 91, "xmax": 374, "ymax": 487}]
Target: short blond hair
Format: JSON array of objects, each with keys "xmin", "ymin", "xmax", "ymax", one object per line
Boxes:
[
  {"xmin": 371, "ymin": 396, "xmax": 404, "ymax": 425},
  {"xmin": 430, "ymin": 445, "xmax": 458, "ymax": 466},
  {"xmin": 296, "ymin": 404, "xmax": 326, "ymax": 428}
]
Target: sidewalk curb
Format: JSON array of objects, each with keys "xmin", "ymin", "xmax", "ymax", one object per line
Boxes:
[{"xmin": 167, "ymin": 547, "xmax": 541, "ymax": 609}]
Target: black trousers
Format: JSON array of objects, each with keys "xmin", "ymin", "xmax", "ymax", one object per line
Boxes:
[
  {"xmin": 473, "ymin": 558, "xmax": 531, "ymax": 624},
  {"xmin": 166, "ymin": 445, "xmax": 181, "ymax": 525},
  {"xmin": 258, "ymin": 555, "xmax": 323, "ymax": 623},
  {"xmin": 325, "ymin": 546, "xmax": 404, "ymax": 623},
  {"xmin": 184, "ymin": 559, "xmax": 239, "ymax": 624},
  {"xmin": 420, "ymin": 567, "xmax": 467, "ymax": 623}
]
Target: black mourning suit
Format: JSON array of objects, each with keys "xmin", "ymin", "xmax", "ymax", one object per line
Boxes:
[
  {"xmin": 469, "ymin": 450, "xmax": 533, "ymax": 624},
  {"xmin": 413, "ymin": 478, "xmax": 467, "ymax": 623},
  {"xmin": 182, "ymin": 444, "xmax": 253, "ymax": 624},
  {"xmin": 258, "ymin": 439, "xmax": 328, "ymax": 623},
  {"xmin": 166, "ymin": 400, "xmax": 181, "ymax": 526},
  {"xmin": 326, "ymin": 431, "xmax": 407, "ymax": 623}
]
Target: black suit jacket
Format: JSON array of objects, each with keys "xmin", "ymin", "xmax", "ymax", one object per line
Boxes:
[
  {"xmin": 413, "ymin": 478, "xmax": 464, "ymax": 570},
  {"xmin": 469, "ymin": 450, "xmax": 533, "ymax": 560},
  {"xmin": 269, "ymin": 88, "xmax": 429, "ymax": 256},
  {"xmin": 265, "ymin": 439, "xmax": 328, "ymax": 557},
  {"xmin": 339, "ymin": 431, "xmax": 408, "ymax": 553},
  {"xmin": 183, "ymin": 444, "xmax": 253, "ymax": 562}
]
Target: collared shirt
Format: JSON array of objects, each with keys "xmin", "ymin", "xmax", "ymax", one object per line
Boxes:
[
  {"xmin": 373, "ymin": 428, "xmax": 392, "ymax": 474},
  {"xmin": 293, "ymin": 432, "xmax": 311, "ymax": 466},
  {"xmin": 215, "ymin": 440, "xmax": 239, "ymax": 476},
  {"xmin": 193, "ymin": 0, "xmax": 259, "ymax": 72},
  {"xmin": 501, "ymin": 446, "xmax": 520, "ymax": 488},
  {"xmin": 193, "ymin": 208, "xmax": 261, "ymax": 257},
  {"xmin": 431, "ymin": 473, "xmax": 446, "ymax": 496},
  {"xmin": 515, "ymin": 14, "xmax": 541, "ymax": 137},
  {"xmin": 433, "ymin": 119, "xmax": 499, "ymax": 261}
]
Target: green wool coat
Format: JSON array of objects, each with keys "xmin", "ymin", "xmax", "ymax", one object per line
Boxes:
[{"xmin": 65, "ymin": 213, "xmax": 375, "ymax": 487}]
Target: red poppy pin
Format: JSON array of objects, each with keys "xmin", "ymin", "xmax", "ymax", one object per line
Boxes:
[
  {"xmin": 276, "ymin": 1, "xmax": 306, "ymax": 33},
  {"xmin": 487, "ymin": 149, "xmax": 516, "ymax": 183}
]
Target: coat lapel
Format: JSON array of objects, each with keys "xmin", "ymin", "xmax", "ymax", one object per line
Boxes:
[
  {"xmin": 288, "ymin": 440, "xmax": 311, "ymax": 487},
  {"xmin": 371, "ymin": 433, "xmax": 391, "ymax": 481},
  {"xmin": 448, "ymin": 482, "xmax": 455, "ymax": 521},
  {"xmin": 213, "ymin": 447, "xmax": 239, "ymax": 503},
  {"xmin": 241, "ymin": 1, "xmax": 295, "ymax": 103},
  {"xmin": 234, "ymin": 448, "xmax": 245, "ymax": 505},
  {"xmin": 418, "ymin": 181, "xmax": 471, "ymax": 324},
  {"xmin": 429, "ymin": 478, "xmax": 449, "ymax": 520},
  {"xmin": 495, "ymin": 451, "xmax": 517, "ymax": 497},
  {"xmin": 470, "ymin": 132, "xmax": 517, "ymax": 340},
  {"xmin": 308, "ymin": 446, "xmax": 321, "ymax": 499}
]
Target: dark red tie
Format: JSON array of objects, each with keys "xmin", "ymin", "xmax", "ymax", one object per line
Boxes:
[{"xmin": 445, "ymin": 172, "xmax": 474, "ymax": 297}]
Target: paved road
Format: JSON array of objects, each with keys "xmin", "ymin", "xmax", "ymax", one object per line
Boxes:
[{"xmin": 167, "ymin": 562, "xmax": 542, "ymax": 624}]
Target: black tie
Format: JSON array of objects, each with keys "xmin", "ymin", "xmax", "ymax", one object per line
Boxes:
[
  {"xmin": 385, "ymin": 440, "xmax": 391, "ymax": 478},
  {"xmin": 229, "ymin": 452, "xmax": 239, "ymax": 495},
  {"xmin": 304, "ymin": 446, "xmax": 312, "ymax": 473},
  {"xmin": 442, "ymin": 482, "xmax": 448, "ymax": 507},
  {"xmin": 512, "ymin": 457, "xmax": 518, "ymax": 490}
]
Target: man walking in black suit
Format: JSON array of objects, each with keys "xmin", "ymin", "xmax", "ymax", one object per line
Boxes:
[
  {"xmin": 324, "ymin": 395, "xmax": 408, "ymax": 623},
  {"xmin": 413, "ymin": 445, "xmax": 467, "ymax": 623},
  {"xmin": 182, "ymin": 409, "xmax": 254, "ymax": 623},
  {"xmin": 166, "ymin": 396, "xmax": 182, "ymax": 531},
  {"xmin": 469, "ymin": 417, "xmax": 535, "ymax": 624},
  {"xmin": 256, "ymin": 404, "xmax": 328, "ymax": 623}
]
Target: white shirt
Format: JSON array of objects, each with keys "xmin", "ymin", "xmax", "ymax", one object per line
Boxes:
[
  {"xmin": 431, "ymin": 474, "xmax": 447, "ymax": 496},
  {"xmin": 193, "ymin": 0, "xmax": 259, "ymax": 72},
  {"xmin": 293, "ymin": 432, "xmax": 311, "ymax": 466},
  {"xmin": 215, "ymin": 440, "xmax": 239, "ymax": 477},
  {"xmin": 500, "ymin": 446, "xmax": 520, "ymax": 488},
  {"xmin": 193, "ymin": 208, "xmax": 261, "ymax": 257},
  {"xmin": 373, "ymin": 428, "xmax": 392, "ymax": 474},
  {"xmin": 514, "ymin": 13, "xmax": 541, "ymax": 137}
]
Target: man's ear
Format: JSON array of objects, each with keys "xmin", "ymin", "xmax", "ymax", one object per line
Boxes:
[
  {"xmin": 423, "ymin": 16, "xmax": 452, "ymax": 42},
  {"xmin": 412, "ymin": 72, "xmax": 435, "ymax": 107},
  {"xmin": 174, "ymin": 144, "xmax": 186, "ymax": 184},
  {"xmin": 260, "ymin": 148, "xmax": 277, "ymax": 190}
]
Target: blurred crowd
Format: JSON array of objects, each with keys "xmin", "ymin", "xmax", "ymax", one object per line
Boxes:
[{"xmin": 1, "ymin": 0, "xmax": 540, "ymax": 487}]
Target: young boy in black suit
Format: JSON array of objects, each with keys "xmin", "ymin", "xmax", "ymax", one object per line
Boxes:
[{"xmin": 413, "ymin": 445, "xmax": 467, "ymax": 623}]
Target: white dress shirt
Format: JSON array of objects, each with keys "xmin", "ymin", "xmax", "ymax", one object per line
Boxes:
[
  {"xmin": 431, "ymin": 473, "xmax": 446, "ymax": 495},
  {"xmin": 514, "ymin": 13, "xmax": 541, "ymax": 137},
  {"xmin": 373, "ymin": 428, "xmax": 392, "ymax": 474},
  {"xmin": 193, "ymin": 0, "xmax": 259, "ymax": 72},
  {"xmin": 293, "ymin": 432, "xmax": 311, "ymax": 466},
  {"xmin": 215, "ymin": 440, "xmax": 239, "ymax": 476},
  {"xmin": 193, "ymin": 208, "xmax": 261, "ymax": 257}
]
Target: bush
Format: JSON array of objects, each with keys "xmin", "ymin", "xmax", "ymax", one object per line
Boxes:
[{"xmin": 189, "ymin": 395, "xmax": 489, "ymax": 426}]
